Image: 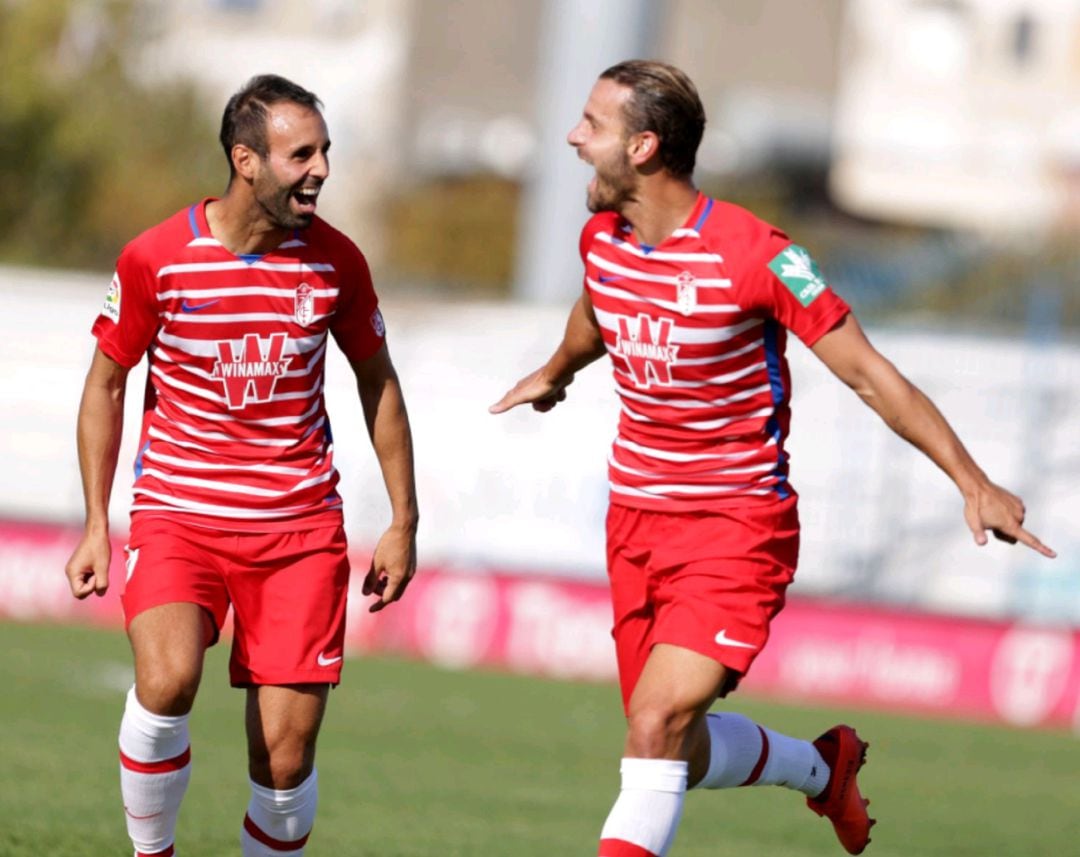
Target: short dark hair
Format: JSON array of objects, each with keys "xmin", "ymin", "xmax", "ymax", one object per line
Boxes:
[
  {"xmin": 599, "ymin": 60, "xmax": 705, "ymax": 178},
  {"xmin": 219, "ymin": 74, "xmax": 323, "ymax": 175}
]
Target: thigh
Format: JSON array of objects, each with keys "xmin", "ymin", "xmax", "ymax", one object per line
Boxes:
[
  {"xmin": 606, "ymin": 504, "xmax": 657, "ymax": 713},
  {"xmin": 128, "ymin": 602, "xmax": 214, "ymax": 715},
  {"xmin": 122, "ymin": 517, "xmax": 232, "ymax": 641},
  {"xmin": 227, "ymin": 526, "xmax": 351, "ymax": 687}
]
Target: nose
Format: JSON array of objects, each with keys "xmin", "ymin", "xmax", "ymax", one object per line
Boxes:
[
  {"xmin": 567, "ymin": 119, "xmax": 585, "ymax": 148},
  {"xmin": 311, "ymin": 150, "xmax": 329, "ymax": 180}
]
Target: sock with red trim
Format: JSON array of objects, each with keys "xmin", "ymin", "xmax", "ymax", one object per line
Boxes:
[
  {"xmin": 695, "ymin": 712, "xmax": 829, "ymax": 796},
  {"xmin": 597, "ymin": 758, "xmax": 687, "ymax": 857},
  {"xmin": 241, "ymin": 770, "xmax": 318, "ymax": 856},
  {"xmin": 118, "ymin": 686, "xmax": 191, "ymax": 857}
]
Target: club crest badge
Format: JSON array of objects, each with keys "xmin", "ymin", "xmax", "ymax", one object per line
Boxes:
[
  {"xmin": 294, "ymin": 283, "xmax": 315, "ymax": 326},
  {"xmin": 676, "ymin": 271, "xmax": 696, "ymax": 316},
  {"xmin": 370, "ymin": 308, "xmax": 386, "ymax": 337}
]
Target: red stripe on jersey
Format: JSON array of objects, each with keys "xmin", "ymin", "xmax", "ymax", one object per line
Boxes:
[
  {"xmin": 598, "ymin": 838, "xmax": 659, "ymax": 857},
  {"xmin": 119, "ymin": 746, "xmax": 191, "ymax": 774},
  {"xmin": 243, "ymin": 813, "xmax": 311, "ymax": 851},
  {"xmin": 581, "ymin": 194, "xmax": 849, "ymax": 512}
]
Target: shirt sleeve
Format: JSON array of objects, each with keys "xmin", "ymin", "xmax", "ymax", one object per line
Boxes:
[
  {"xmin": 329, "ymin": 242, "xmax": 385, "ymax": 364},
  {"xmin": 741, "ymin": 227, "xmax": 850, "ymax": 347},
  {"xmin": 90, "ymin": 242, "xmax": 160, "ymax": 368}
]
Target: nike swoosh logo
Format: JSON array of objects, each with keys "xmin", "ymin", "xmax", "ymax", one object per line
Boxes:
[
  {"xmin": 598, "ymin": 275, "xmax": 624, "ymax": 283},
  {"xmin": 713, "ymin": 629, "xmax": 757, "ymax": 649},
  {"xmin": 180, "ymin": 299, "xmax": 220, "ymax": 313},
  {"xmin": 317, "ymin": 652, "xmax": 342, "ymax": 667}
]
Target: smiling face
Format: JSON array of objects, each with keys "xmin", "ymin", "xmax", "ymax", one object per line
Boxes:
[
  {"xmin": 567, "ymin": 78, "xmax": 639, "ymax": 214},
  {"xmin": 247, "ymin": 101, "xmax": 330, "ymax": 230}
]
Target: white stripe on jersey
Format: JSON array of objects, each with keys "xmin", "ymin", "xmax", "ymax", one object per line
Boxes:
[
  {"xmin": 151, "ymin": 408, "xmax": 316, "ymax": 446},
  {"xmin": 132, "ymin": 489, "xmax": 331, "ymax": 519},
  {"xmin": 151, "ymin": 363, "xmax": 222, "ymax": 404},
  {"xmin": 675, "ymin": 338, "xmax": 764, "ymax": 366},
  {"xmin": 617, "ymin": 382, "xmax": 771, "ymax": 410},
  {"xmin": 158, "ymin": 286, "xmax": 339, "ymax": 300},
  {"xmin": 621, "ymin": 402, "xmax": 774, "ymax": 431},
  {"xmin": 613, "ymin": 435, "xmax": 775, "ymax": 463},
  {"xmin": 589, "ymin": 278, "xmax": 741, "ymax": 314},
  {"xmin": 593, "ymin": 308, "xmax": 760, "ymax": 344},
  {"xmin": 612, "ymin": 360, "xmax": 768, "ymax": 391},
  {"xmin": 164, "ymin": 391, "xmax": 322, "ymax": 426},
  {"xmin": 146, "ymin": 425, "xmax": 215, "ymax": 453},
  {"xmin": 609, "ymin": 481, "xmax": 772, "ymax": 499},
  {"xmin": 156, "ymin": 329, "xmax": 327, "ymax": 358},
  {"xmin": 143, "ymin": 448, "xmax": 315, "ymax": 476},
  {"xmin": 161, "ymin": 311, "xmax": 331, "ymax": 325},
  {"xmin": 587, "ymin": 253, "xmax": 731, "ymax": 287},
  {"xmin": 138, "ymin": 466, "xmax": 333, "ymax": 499},
  {"xmin": 595, "ymin": 231, "xmax": 724, "ymax": 263},
  {"xmin": 157, "ymin": 261, "xmax": 335, "ymax": 276},
  {"xmin": 608, "ymin": 454, "xmax": 776, "ymax": 480}
]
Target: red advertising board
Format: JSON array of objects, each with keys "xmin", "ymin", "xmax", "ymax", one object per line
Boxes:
[{"xmin": 5, "ymin": 520, "xmax": 1077, "ymax": 731}]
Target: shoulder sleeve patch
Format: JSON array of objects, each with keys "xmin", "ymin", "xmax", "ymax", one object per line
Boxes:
[
  {"xmin": 767, "ymin": 244, "xmax": 828, "ymax": 307},
  {"xmin": 103, "ymin": 272, "xmax": 121, "ymax": 323}
]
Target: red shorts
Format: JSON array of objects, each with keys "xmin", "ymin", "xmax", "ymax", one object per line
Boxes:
[
  {"xmin": 121, "ymin": 517, "xmax": 351, "ymax": 686},
  {"xmin": 606, "ymin": 497, "xmax": 799, "ymax": 710}
]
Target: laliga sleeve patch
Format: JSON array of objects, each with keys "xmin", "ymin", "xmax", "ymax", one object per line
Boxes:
[
  {"xmin": 370, "ymin": 307, "xmax": 386, "ymax": 337},
  {"xmin": 767, "ymin": 244, "xmax": 829, "ymax": 307},
  {"xmin": 103, "ymin": 272, "xmax": 121, "ymax": 322}
]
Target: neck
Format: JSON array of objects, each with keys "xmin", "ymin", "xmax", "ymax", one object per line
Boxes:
[
  {"xmin": 621, "ymin": 175, "xmax": 699, "ymax": 247},
  {"xmin": 205, "ymin": 185, "xmax": 290, "ymax": 256}
]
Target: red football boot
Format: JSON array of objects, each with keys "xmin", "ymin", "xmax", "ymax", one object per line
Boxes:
[{"xmin": 806, "ymin": 725, "xmax": 876, "ymax": 854}]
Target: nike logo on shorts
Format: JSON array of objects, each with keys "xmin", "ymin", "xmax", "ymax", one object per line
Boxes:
[
  {"xmin": 713, "ymin": 629, "xmax": 757, "ymax": 649},
  {"xmin": 317, "ymin": 652, "xmax": 342, "ymax": 667}
]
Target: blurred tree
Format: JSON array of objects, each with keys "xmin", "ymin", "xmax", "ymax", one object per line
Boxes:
[{"xmin": 0, "ymin": 0, "xmax": 220, "ymax": 271}]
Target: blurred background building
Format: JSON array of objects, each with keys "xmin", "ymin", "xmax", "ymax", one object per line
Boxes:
[{"xmin": 2, "ymin": 0, "xmax": 1077, "ymax": 627}]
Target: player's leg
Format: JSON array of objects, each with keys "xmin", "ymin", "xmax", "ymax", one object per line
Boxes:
[
  {"xmin": 119, "ymin": 519, "xmax": 229, "ymax": 857},
  {"xmin": 240, "ymin": 684, "xmax": 328, "ymax": 856},
  {"xmin": 122, "ymin": 602, "xmax": 215, "ymax": 857},
  {"xmin": 598, "ymin": 643, "xmax": 726, "ymax": 857},
  {"xmin": 226, "ymin": 525, "xmax": 349, "ymax": 857}
]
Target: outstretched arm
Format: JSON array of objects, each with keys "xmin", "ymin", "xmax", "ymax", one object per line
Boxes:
[
  {"xmin": 65, "ymin": 347, "xmax": 130, "ymax": 598},
  {"xmin": 489, "ymin": 291, "xmax": 607, "ymax": 414},
  {"xmin": 351, "ymin": 343, "xmax": 419, "ymax": 612},
  {"xmin": 811, "ymin": 314, "xmax": 1054, "ymax": 558}
]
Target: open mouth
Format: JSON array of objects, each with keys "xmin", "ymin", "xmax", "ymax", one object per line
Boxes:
[{"xmin": 292, "ymin": 186, "xmax": 320, "ymax": 213}]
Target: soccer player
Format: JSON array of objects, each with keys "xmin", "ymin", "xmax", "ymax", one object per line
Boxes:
[
  {"xmin": 491, "ymin": 60, "xmax": 1055, "ymax": 857},
  {"xmin": 64, "ymin": 75, "xmax": 418, "ymax": 857}
]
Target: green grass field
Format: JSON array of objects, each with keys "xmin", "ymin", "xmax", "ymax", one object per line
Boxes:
[{"xmin": 2, "ymin": 621, "xmax": 1078, "ymax": 856}]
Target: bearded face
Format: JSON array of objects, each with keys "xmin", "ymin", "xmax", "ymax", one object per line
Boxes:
[{"xmin": 586, "ymin": 144, "xmax": 637, "ymax": 214}]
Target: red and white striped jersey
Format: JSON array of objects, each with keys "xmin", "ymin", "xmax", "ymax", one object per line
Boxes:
[
  {"xmin": 92, "ymin": 199, "xmax": 385, "ymax": 530},
  {"xmin": 581, "ymin": 193, "xmax": 849, "ymax": 512}
]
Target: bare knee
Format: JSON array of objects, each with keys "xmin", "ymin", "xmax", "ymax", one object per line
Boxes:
[
  {"xmin": 249, "ymin": 727, "xmax": 316, "ymax": 789},
  {"xmin": 625, "ymin": 703, "xmax": 701, "ymax": 759},
  {"xmin": 134, "ymin": 664, "xmax": 201, "ymax": 716}
]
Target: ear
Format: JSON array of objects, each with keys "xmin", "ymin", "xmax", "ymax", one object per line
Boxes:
[
  {"xmin": 628, "ymin": 131, "xmax": 660, "ymax": 167},
  {"xmin": 232, "ymin": 144, "xmax": 259, "ymax": 181}
]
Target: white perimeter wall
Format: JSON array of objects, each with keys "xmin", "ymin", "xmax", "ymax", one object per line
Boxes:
[{"xmin": 3, "ymin": 266, "xmax": 1077, "ymax": 622}]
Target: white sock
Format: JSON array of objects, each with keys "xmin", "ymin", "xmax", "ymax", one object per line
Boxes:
[
  {"xmin": 241, "ymin": 770, "xmax": 319, "ymax": 856},
  {"xmin": 598, "ymin": 758, "xmax": 688, "ymax": 857},
  {"xmin": 695, "ymin": 712, "xmax": 829, "ymax": 796},
  {"xmin": 118, "ymin": 686, "xmax": 191, "ymax": 857}
]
